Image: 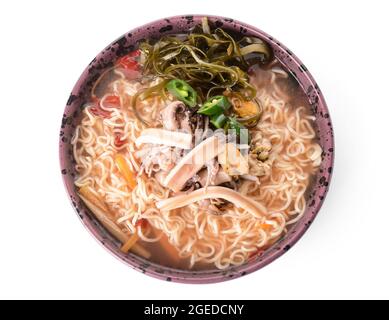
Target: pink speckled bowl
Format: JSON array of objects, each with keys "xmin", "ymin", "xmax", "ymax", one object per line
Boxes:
[{"xmin": 59, "ymin": 15, "xmax": 334, "ymax": 284}]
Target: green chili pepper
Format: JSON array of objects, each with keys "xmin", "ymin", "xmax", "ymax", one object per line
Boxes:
[
  {"xmin": 210, "ymin": 113, "xmax": 227, "ymax": 129},
  {"xmin": 226, "ymin": 117, "xmax": 250, "ymax": 144},
  {"xmin": 166, "ymin": 79, "xmax": 198, "ymax": 107},
  {"xmin": 197, "ymin": 95, "xmax": 231, "ymax": 116}
]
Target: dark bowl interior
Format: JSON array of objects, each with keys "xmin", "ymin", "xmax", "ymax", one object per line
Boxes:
[{"xmin": 59, "ymin": 15, "xmax": 334, "ymax": 284}]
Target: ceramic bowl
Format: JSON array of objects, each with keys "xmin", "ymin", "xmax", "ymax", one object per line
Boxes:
[{"xmin": 59, "ymin": 15, "xmax": 334, "ymax": 283}]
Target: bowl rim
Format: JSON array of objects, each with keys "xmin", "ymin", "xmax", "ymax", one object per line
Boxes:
[{"xmin": 59, "ymin": 14, "xmax": 334, "ymax": 284}]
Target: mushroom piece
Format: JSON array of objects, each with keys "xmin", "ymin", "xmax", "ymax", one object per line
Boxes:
[
  {"xmin": 135, "ymin": 128, "xmax": 192, "ymax": 149},
  {"xmin": 161, "ymin": 100, "xmax": 205, "ymax": 135},
  {"xmin": 161, "ymin": 101, "xmax": 183, "ymax": 131},
  {"xmin": 179, "ymin": 112, "xmax": 192, "ymax": 134},
  {"xmin": 204, "ymin": 158, "xmax": 219, "ymax": 188},
  {"xmin": 189, "ymin": 112, "xmax": 205, "ymax": 134},
  {"xmin": 160, "ymin": 101, "xmax": 191, "ymax": 134},
  {"xmin": 156, "ymin": 186, "xmax": 267, "ymax": 218},
  {"xmin": 163, "ymin": 136, "xmax": 224, "ymax": 192},
  {"xmin": 198, "ymin": 167, "xmax": 232, "ymax": 187}
]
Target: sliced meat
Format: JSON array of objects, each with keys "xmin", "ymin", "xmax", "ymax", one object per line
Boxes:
[
  {"xmin": 156, "ymin": 186, "xmax": 267, "ymax": 218},
  {"xmin": 198, "ymin": 167, "xmax": 232, "ymax": 187},
  {"xmin": 140, "ymin": 146, "xmax": 182, "ymax": 175},
  {"xmin": 161, "ymin": 101, "xmax": 205, "ymax": 135},
  {"xmin": 163, "ymin": 136, "xmax": 224, "ymax": 192}
]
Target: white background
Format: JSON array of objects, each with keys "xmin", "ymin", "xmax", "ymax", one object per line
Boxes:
[{"xmin": 0, "ymin": 0, "xmax": 388, "ymax": 300}]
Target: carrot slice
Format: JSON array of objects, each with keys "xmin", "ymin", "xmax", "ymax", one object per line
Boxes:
[
  {"xmin": 115, "ymin": 154, "xmax": 137, "ymax": 190},
  {"xmin": 121, "ymin": 233, "xmax": 139, "ymax": 253},
  {"xmin": 121, "ymin": 220, "xmax": 150, "ymax": 253},
  {"xmin": 260, "ymin": 223, "xmax": 273, "ymax": 231}
]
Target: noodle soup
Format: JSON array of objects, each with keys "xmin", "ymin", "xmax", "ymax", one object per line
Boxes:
[{"xmin": 71, "ymin": 18, "xmax": 323, "ymax": 271}]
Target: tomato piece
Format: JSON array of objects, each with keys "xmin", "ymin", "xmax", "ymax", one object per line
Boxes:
[
  {"xmin": 90, "ymin": 107, "xmax": 99, "ymax": 116},
  {"xmin": 89, "ymin": 96, "xmax": 112, "ymax": 118},
  {"xmin": 103, "ymin": 95, "xmax": 121, "ymax": 108},
  {"xmin": 136, "ymin": 219, "xmax": 148, "ymax": 229},
  {"xmin": 90, "ymin": 106, "xmax": 111, "ymax": 118},
  {"xmin": 117, "ymin": 55, "xmax": 138, "ymax": 70},
  {"xmin": 129, "ymin": 49, "xmax": 140, "ymax": 57},
  {"xmin": 114, "ymin": 135, "xmax": 126, "ymax": 147}
]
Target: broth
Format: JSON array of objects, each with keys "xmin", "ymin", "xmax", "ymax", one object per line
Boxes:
[{"xmin": 72, "ymin": 21, "xmax": 322, "ymax": 271}]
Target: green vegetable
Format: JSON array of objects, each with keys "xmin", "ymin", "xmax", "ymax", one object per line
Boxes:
[
  {"xmin": 227, "ymin": 117, "xmax": 244, "ymax": 132},
  {"xmin": 226, "ymin": 117, "xmax": 250, "ymax": 144},
  {"xmin": 139, "ymin": 17, "xmax": 272, "ymax": 102},
  {"xmin": 210, "ymin": 113, "xmax": 227, "ymax": 128},
  {"xmin": 166, "ymin": 79, "xmax": 198, "ymax": 107},
  {"xmin": 198, "ymin": 96, "xmax": 231, "ymax": 116},
  {"xmin": 131, "ymin": 79, "xmax": 169, "ymax": 126}
]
